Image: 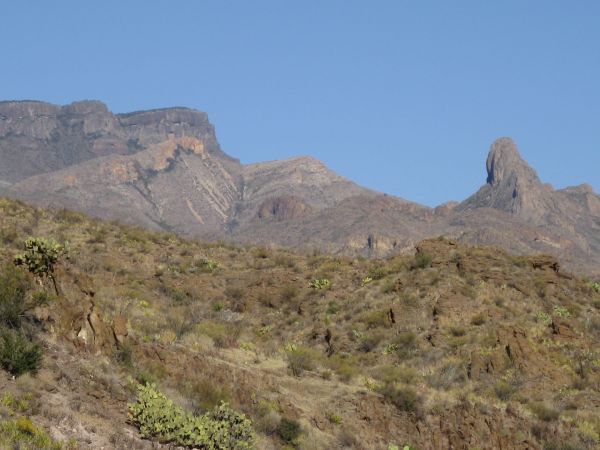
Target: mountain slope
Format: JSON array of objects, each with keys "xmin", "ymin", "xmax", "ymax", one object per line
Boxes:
[
  {"xmin": 1, "ymin": 198, "xmax": 600, "ymax": 449},
  {"xmin": 10, "ymin": 137, "xmax": 243, "ymax": 235}
]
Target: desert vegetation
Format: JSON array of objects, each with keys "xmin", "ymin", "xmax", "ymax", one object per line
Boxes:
[{"xmin": 0, "ymin": 198, "xmax": 599, "ymax": 448}]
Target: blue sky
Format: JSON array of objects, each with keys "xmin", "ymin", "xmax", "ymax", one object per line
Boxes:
[{"xmin": 2, "ymin": 1, "xmax": 599, "ymax": 206}]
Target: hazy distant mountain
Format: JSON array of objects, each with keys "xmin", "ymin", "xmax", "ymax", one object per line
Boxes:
[{"xmin": 3, "ymin": 100, "xmax": 600, "ymax": 274}]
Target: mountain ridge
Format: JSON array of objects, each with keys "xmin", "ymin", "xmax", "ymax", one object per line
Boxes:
[{"xmin": 2, "ymin": 100, "xmax": 600, "ymax": 275}]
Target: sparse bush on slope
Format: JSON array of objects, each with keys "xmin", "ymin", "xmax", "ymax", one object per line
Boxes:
[
  {"xmin": 128, "ymin": 383, "xmax": 255, "ymax": 449},
  {"xmin": 276, "ymin": 417, "xmax": 301, "ymax": 444},
  {"xmin": 409, "ymin": 253, "xmax": 432, "ymax": 270},
  {"xmin": 0, "ymin": 265, "xmax": 32, "ymax": 329},
  {"xmin": 0, "ymin": 328, "xmax": 42, "ymax": 376},
  {"xmin": 0, "ymin": 263, "xmax": 43, "ymax": 377},
  {"xmin": 14, "ymin": 237, "xmax": 64, "ymax": 295},
  {"xmin": 0, "ymin": 417, "xmax": 67, "ymax": 450}
]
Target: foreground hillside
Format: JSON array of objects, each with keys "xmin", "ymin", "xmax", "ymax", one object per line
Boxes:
[{"xmin": 1, "ymin": 198, "xmax": 600, "ymax": 449}]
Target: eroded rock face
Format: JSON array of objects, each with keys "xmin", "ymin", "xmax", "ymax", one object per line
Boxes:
[
  {"xmin": 75, "ymin": 301, "xmax": 114, "ymax": 353},
  {"xmin": 257, "ymin": 196, "xmax": 312, "ymax": 221},
  {"xmin": 485, "ymin": 137, "xmax": 539, "ymax": 187},
  {"xmin": 112, "ymin": 315, "xmax": 129, "ymax": 346}
]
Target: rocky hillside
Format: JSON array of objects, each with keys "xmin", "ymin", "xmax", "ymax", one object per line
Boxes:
[
  {"xmin": 3, "ymin": 101, "xmax": 600, "ymax": 276},
  {"xmin": 1, "ymin": 198, "xmax": 600, "ymax": 449}
]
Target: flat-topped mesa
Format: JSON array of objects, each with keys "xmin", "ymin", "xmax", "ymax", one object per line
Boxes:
[
  {"xmin": 0, "ymin": 100, "xmax": 218, "ymax": 143},
  {"xmin": 118, "ymin": 107, "xmax": 210, "ymax": 127},
  {"xmin": 0, "ymin": 100, "xmax": 60, "ymax": 118},
  {"xmin": 117, "ymin": 106, "xmax": 225, "ymax": 157},
  {"xmin": 0, "ymin": 100, "xmax": 111, "ymax": 120},
  {"xmin": 0, "ymin": 100, "xmax": 233, "ymax": 184}
]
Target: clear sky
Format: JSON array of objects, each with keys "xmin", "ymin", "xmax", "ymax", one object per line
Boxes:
[{"xmin": 2, "ymin": 1, "xmax": 599, "ymax": 206}]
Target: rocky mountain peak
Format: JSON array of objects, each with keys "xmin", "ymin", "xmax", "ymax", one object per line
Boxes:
[
  {"xmin": 458, "ymin": 138, "xmax": 557, "ymax": 223},
  {"xmin": 486, "ymin": 137, "xmax": 540, "ymax": 187}
]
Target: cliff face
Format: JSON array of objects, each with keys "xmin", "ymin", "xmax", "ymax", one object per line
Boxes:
[
  {"xmin": 3, "ymin": 100, "xmax": 600, "ymax": 275},
  {"xmin": 0, "ymin": 100, "xmax": 229, "ymax": 186}
]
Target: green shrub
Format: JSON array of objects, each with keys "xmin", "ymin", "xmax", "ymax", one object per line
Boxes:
[
  {"xmin": 380, "ymin": 279, "xmax": 397, "ymax": 294},
  {"xmin": 361, "ymin": 276, "xmax": 373, "ymax": 286},
  {"xmin": 378, "ymin": 384, "xmax": 420, "ymax": 413},
  {"xmin": 410, "ymin": 253, "xmax": 432, "ymax": 270},
  {"xmin": 542, "ymin": 439, "xmax": 586, "ymax": 450},
  {"xmin": 225, "ymin": 286, "xmax": 244, "ymax": 302},
  {"xmin": 54, "ymin": 208, "xmax": 84, "ymax": 224},
  {"xmin": 425, "ymin": 359, "xmax": 467, "ymax": 390},
  {"xmin": 536, "ymin": 311, "xmax": 552, "ymax": 325},
  {"xmin": 253, "ymin": 248, "xmax": 269, "ymax": 259},
  {"xmin": 470, "ymin": 313, "xmax": 486, "ymax": 326},
  {"xmin": 190, "ymin": 257, "xmax": 219, "ymax": 273},
  {"xmin": 309, "ymin": 278, "xmax": 331, "ymax": 290},
  {"xmin": 205, "ymin": 402, "xmax": 257, "ymax": 448},
  {"xmin": 375, "ymin": 365, "xmax": 418, "ymax": 385},
  {"xmin": 367, "ymin": 267, "xmax": 387, "ymax": 280},
  {"xmin": 327, "ymin": 412, "xmax": 342, "ymax": 424},
  {"xmin": 0, "ymin": 265, "xmax": 32, "ymax": 329},
  {"xmin": 392, "ymin": 332, "xmax": 417, "ymax": 357},
  {"xmin": 128, "ymin": 383, "xmax": 255, "ymax": 449},
  {"xmin": 279, "ymin": 284, "xmax": 298, "ymax": 302},
  {"xmin": 197, "ymin": 321, "xmax": 241, "ymax": 348},
  {"xmin": 529, "ymin": 402, "xmax": 560, "ymax": 422},
  {"xmin": 448, "ymin": 326, "xmax": 466, "ymax": 337},
  {"xmin": 0, "ymin": 328, "xmax": 42, "ymax": 376},
  {"xmin": 0, "ymin": 417, "xmax": 67, "ymax": 450},
  {"xmin": 326, "ymin": 301, "xmax": 341, "ymax": 315},
  {"xmin": 494, "ymin": 380, "xmax": 516, "ymax": 401},
  {"xmin": 180, "ymin": 378, "xmax": 232, "ymax": 413},
  {"xmin": 358, "ymin": 310, "xmax": 388, "ymax": 329},
  {"xmin": 115, "ymin": 343, "xmax": 133, "ymax": 368},
  {"xmin": 359, "ymin": 330, "xmax": 385, "ymax": 352},
  {"xmin": 286, "ymin": 346, "xmax": 318, "ymax": 376},
  {"xmin": 87, "ymin": 227, "xmax": 109, "ymax": 244},
  {"xmin": 0, "ymin": 227, "xmax": 19, "ymax": 245},
  {"xmin": 552, "ymin": 305, "xmax": 570, "ymax": 319},
  {"xmin": 159, "ymin": 284, "xmax": 189, "ymax": 304},
  {"xmin": 328, "ymin": 356, "xmax": 360, "ymax": 382},
  {"xmin": 14, "ymin": 237, "xmax": 63, "ymax": 295},
  {"xmin": 276, "ymin": 417, "xmax": 301, "ymax": 444}
]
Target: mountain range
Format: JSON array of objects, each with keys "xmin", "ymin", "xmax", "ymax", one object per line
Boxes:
[{"xmin": 1, "ymin": 100, "xmax": 599, "ymax": 274}]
